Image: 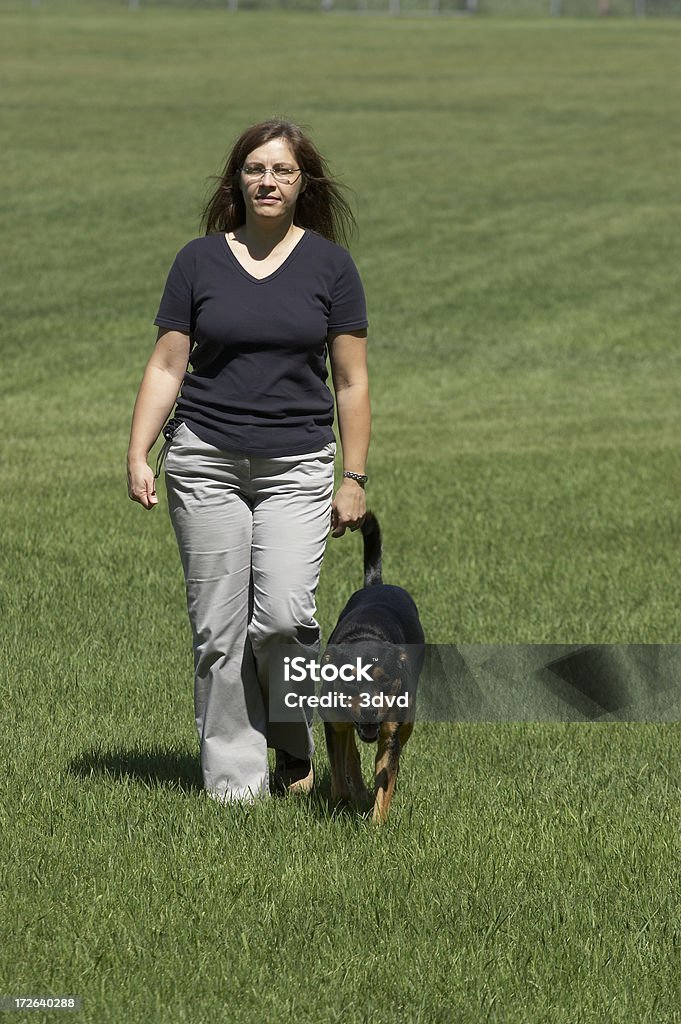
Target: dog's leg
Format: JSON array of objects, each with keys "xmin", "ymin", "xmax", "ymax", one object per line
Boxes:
[
  {"xmin": 346, "ymin": 732, "xmax": 371, "ymax": 806},
  {"xmin": 372, "ymin": 721, "xmax": 403, "ymax": 824},
  {"xmin": 398, "ymin": 721, "xmax": 413, "ymax": 750},
  {"xmin": 390, "ymin": 722, "xmax": 413, "ymax": 796},
  {"xmin": 325, "ymin": 722, "xmax": 353, "ymax": 803}
]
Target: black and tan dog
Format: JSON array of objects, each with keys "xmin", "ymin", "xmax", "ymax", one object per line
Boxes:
[{"xmin": 320, "ymin": 512, "xmax": 425, "ymax": 823}]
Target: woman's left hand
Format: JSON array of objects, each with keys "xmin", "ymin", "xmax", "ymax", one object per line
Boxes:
[{"xmin": 330, "ymin": 479, "xmax": 366, "ymax": 538}]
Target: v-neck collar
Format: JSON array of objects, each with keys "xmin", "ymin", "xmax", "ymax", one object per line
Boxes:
[{"xmin": 221, "ymin": 230, "xmax": 309, "ymax": 284}]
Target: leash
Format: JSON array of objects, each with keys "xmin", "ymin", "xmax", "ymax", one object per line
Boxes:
[{"xmin": 154, "ymin": 417, "xmax": 182, "ymax": 480}]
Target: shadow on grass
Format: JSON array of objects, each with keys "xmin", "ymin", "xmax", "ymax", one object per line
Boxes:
[
  {"xmin": 68, "ymin": 745, "xmax": 203, "ymax": 795},
  {"xmin": 299, "ymin": 764, "xmax": 375, "ymax": 825},
  {"xmin": 68, "ymin": 748, "xmax": 377, "ymax": 822}
]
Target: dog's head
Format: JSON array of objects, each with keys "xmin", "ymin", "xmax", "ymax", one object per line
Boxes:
[{"xmin": 318, "ymin": 641, "xmax": 415, "ymax": 743}]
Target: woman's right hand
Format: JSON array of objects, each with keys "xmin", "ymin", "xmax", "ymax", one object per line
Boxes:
[
  {"xmin": 127, "ymin": 458, "xmax": 158, "ymax": 510},
  {"xmin": 126, "ymin": 328, "xmax": 191, "ymax": 511}
]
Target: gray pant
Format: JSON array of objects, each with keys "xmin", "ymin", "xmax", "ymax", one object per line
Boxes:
[{"xmin": 164, "ymin": 422, "xmax": 335, "ymax": 802}]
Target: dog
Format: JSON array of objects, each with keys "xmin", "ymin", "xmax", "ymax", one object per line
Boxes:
[{"xmin": 320, "ymin": 512, "xmax": 425, "ymax": 823}]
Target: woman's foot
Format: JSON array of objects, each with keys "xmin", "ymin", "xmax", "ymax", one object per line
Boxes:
[{"xmin": 274, "ymin": 750, "xmax": 314, "ymax": 795}]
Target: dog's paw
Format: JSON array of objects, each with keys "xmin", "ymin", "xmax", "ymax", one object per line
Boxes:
[
  {"xmin": 345, "ymin": 781, "xmax": 372, "ymax": 812},
  {"xmin": 371, "ymin": 800, "xmax": 391, "ymax": 825},
  {"xmin": 330, "ymin": 781, "xmax": 352, "ymax": 804}
]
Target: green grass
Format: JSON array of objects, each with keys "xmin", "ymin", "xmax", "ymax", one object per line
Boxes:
[{"xmin": 2, "ymin": 8, "xmax": 681, "ymax": 1023}]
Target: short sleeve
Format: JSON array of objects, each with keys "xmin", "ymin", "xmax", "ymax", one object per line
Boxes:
[
  {"xmin": 153, "ymin": 249, "xmax": 193, "ymax": 333},
  {"xmin": 327, "ymin": 253, "xmax": 368, "ymax": 333}
]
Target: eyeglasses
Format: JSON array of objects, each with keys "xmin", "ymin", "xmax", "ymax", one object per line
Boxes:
[{"xmin": 240, "ymin": 164, "xmax": 303, "ymax": 185}]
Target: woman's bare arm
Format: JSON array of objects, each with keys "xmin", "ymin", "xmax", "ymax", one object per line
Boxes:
[
  {"xmin": 127, "ymin": 328, "xmax": 191, "ymax": 509},
  {"xmin": 328, "ymin": 329, "xmax": 370, "ymax": 537}
]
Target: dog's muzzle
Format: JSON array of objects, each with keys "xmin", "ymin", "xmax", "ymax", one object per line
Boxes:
[{"xmin": 356, "ymin": 722, "xmax": 379, "ymax": 743}]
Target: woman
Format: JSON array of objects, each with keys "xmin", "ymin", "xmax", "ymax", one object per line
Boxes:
[{"xmin": 127, "ymin": 120, "xmax": 370, "ymax": 803}]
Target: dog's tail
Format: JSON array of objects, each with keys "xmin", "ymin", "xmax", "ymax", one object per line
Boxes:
[{"xmin": 361, "ymin": 511, "xmax": 383, "ymax": 587}]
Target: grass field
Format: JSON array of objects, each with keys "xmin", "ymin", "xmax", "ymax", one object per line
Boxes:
[{"xmin": 2, "ymin": 7, "xmax": 681, "ymax": 1023}]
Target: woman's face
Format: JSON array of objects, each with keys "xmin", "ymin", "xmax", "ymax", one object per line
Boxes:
[{"xmin": 239, "ymin": 137, "xmax": 305, "ymax": 225}]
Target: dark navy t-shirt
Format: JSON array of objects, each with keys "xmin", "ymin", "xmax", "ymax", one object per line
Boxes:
[{"xmin": 153, "ymin": 229, "xmax": 368, "ymax": 456}]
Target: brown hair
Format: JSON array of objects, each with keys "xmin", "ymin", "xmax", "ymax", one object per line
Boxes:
[{"xmin": 200, "ymin": 119, "xmax": 357, "ymax": 247}]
